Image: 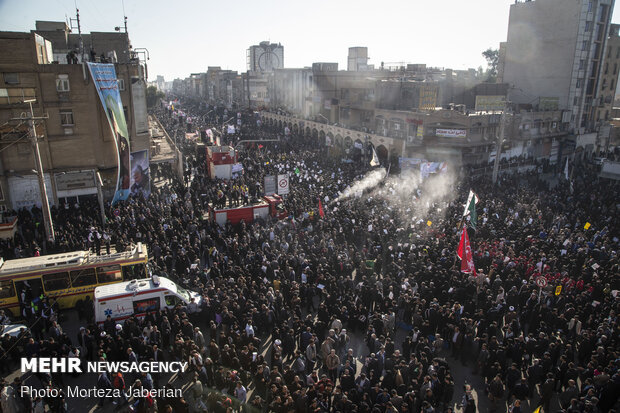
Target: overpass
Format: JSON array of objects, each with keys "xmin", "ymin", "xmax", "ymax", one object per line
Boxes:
[{"xmin": 259, "ymin": 111, "xmax": 405, "ymax": 163}]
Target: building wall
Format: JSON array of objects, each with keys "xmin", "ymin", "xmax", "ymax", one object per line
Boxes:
[
  {"xmin": 247, "ymin": 42, "xmax": 284, "ymax": 72},
  {"xmin": 0, "ymin": 30, "xmax": 147, "ymax": 209},
  {"xmin": 502, "ymin": 0, "xmax": 615, "ymax": 133},
  {"xmin": 503, "ymin": 0, "xmax": 581, "ymax": 110},
  {"xmin": 596, "ymin": 24, "xmax": 620, "ymax": 122},
  {"xmin": 347, "ymin": 47, "xmax": 368, "ymax": 71}
]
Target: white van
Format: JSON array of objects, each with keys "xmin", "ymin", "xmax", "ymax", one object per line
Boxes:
[{"xmin": 94, "ymin": 275, "xmax": 202, "ymax": 325}]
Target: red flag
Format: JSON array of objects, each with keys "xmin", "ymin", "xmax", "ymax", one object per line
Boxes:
[
  {"xmin": 318, "ymin": 199, "xmax": 325, "ymax": 218},
  {"xmin": 457, "ymin": 226, "xmax": 476, "ymax": 276}
]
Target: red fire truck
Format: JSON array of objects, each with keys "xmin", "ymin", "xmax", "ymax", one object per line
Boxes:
[{"xmin": 209, "ymin": 195, "xmax": 288, "ymax": 226}]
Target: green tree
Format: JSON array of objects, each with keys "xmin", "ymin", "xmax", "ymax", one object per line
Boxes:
[
  {"xmin": 482, "ymin": 48, "xmax": 499, "ymax": 82},
  {"xmin": 146, "ymin": 85, "xmax": 165, "ymax": 108}
]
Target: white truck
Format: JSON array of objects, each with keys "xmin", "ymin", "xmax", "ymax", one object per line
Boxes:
[{"xmin": 94, "ymin": 275, "xmax": 202, "ymax": 325}]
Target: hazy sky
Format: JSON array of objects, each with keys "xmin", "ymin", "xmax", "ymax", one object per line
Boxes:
[{"xmin": 1, "ymin": 0, "xmax": 619, "ymax": 81}]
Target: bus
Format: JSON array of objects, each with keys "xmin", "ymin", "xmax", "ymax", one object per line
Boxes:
[{"xmin": 0, "ymin": 243, "xmax": 149, "ymax": 317}]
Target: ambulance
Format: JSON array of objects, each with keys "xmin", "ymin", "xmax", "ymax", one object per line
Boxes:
[{"xmin": 94, "ymin": 275, "xmax": 202, "ymax": 325}]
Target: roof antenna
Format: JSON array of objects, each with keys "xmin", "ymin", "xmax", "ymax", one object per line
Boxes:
[
  {"xmin": 69, "ymin": 2, "xmax": 84, "ymax": 62},
  {"xmin": 122, "ymin": 0, "xmax": 128, "ymax": 35}
]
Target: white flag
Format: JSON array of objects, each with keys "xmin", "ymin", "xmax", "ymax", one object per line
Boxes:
[
  {"xmin": 564, "ymin": 157, "xmax": 569, "ymax": 180},
  {"xmin": 370, "ymin": 147, "xmax": 380, "ymax": 167}
]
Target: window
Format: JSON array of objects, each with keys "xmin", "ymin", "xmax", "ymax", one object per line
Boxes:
[
  {"xmin": 579, "ymin": 60, "xmax": 585, "ymax": 70},
  {"xmin": 56, "ymin": 74, "xmax": 70, "ymax": 92},
  {"xmin": 133, "ymin": 297, "xmax": 160, "ymax": 314},
  {"xmin": 576, "ymin": 79, "xmax": 582, "ymax": 89},
  {"xmin": 611, "ymin": 79, "xmax": 615, "ymax": 90},
  {"xmin": 3, "ymin": 73, "xmax": 19, "ymax": 85},
  {"xmin": 165, "ymin": 295, "xmax": 181, "ymax": 307},
  {"xmin": 117, "ymin": 78, "xmax": 125, "ymax": 91},
  {"xmin": 60, "ymin": 110, "xmax": 74, "ymax": 126},
  {"xmin": 582, "ymin": 40, "xmax": 589, "ymax": 51},
  {"xmin": 42, "ymin": 272, "xmax": 70, "ymax": 291},
  {"xmin": 0, "ymin": 88, "xmax": 35, "ymax": 104},
  {"xmin": 585, "ymin": 21, "xmax": 592, "ymax": 32},
  {"xmin": 96, "ymin": 265, "xmax": 122, "ymax": 283},
  {"xmin": 0, "ymin": 280, "xmax": 15, "ymax": 299},
  {"xmin": 616, "ymin": 46, "xmax": 620, "ymax": 59},
  {"xmin": 122, "ymin": 263, "xmax": 145, "ymax": 281},
  {"xmin": 588, "ymin": 1, "xmax": 592, "ymax": 12},
  {"xmin": 70, "ymin": 268, "xmax": 97, "ymax": 287},
  {"xmin": 614, "ymin": 64, "xmax": 618, "ymax": 75}
]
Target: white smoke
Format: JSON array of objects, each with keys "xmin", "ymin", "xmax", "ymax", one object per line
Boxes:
[
  {"xmin": 369, "ymin": 167, "xmax": 457, "ymax": 226},
  {"xmin": 337, "ymin": 168, "xmax": 386, "ymax": 201}
]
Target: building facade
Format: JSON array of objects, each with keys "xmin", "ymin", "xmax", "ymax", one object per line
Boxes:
[
  {"xmin": 0, "ymin": 26, "xmax": 148, "ymax": 210},
  {"xmin": 347, "ymin": 47, "xmax": 369, "ymax": 71},
  {"xmin": 247, "ymin": 41, "xmax": 284, "ymax": 73},
  {"xmin": 500, "ymin": 0, "xmax": 615, "ymax": 133}
]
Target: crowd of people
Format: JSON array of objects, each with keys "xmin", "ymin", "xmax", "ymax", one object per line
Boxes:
[{"xmin": 0, "ymin": 98, "xmax": 618, "ymax": 413}]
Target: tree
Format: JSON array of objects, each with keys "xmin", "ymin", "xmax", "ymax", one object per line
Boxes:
[
  {"xmin": 482, "ymin": 48, "xmax": 499, "ymax": 82},
  {"xmin": 146, "ymin": 85, "xmax": 165, "ymax": 108}
]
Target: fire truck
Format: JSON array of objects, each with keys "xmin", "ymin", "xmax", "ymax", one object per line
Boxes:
[{"xmin": 209, "ymin": 194, "xmax": 288, "ymax": 226}]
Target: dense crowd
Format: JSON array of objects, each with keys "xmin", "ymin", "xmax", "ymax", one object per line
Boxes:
[{"xmin": 0, "ymin": 99, "xmax": 618, "ymax": 413}]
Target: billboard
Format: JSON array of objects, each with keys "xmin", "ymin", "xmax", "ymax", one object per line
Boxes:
[
  {"xmin": 88, "ymin": 63, "xmax": 131, "ymax": 204},
  {"xmin": 264, "ymin": 175, "xmax": 276, "ymax": 195},
  {"xmin": 420, "ymin": 162, "xmax": 448, "ymax": 179},
  {"xmin": 130, "ymin": 150, "xmax": 150, "ymax": 198},
  {"xmin": 399, "ymin": 158, "xmax": 423, "ymax": 171},
  {"xmin": 436, "ymin": 128, "xmax": 466, "ymax": 138},
  {"xmin": 475, "ymin": 95, "xmax": 506, "ymax": 112}
]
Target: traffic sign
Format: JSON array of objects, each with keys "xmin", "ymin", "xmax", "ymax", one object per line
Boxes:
[
  {"xmin": 277, "ymin": 174, "xmax": 289, "ymax": 195},
  {"xmin": 536, "ymin": 277, "xmax": 547, "ymax": 288}
]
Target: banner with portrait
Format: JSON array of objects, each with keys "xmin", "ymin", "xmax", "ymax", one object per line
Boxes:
[
  {"xmin": 87, "ymin": 63, "xmax": 130, "ymax": 204},
  {"xmin": 130, "ymin": 150, "xmax": 150, "ymax": 198}
]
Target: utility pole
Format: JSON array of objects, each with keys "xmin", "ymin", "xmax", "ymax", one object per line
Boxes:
[
  {"xmin": 96, "ymin": 172, "xmax": 106, "ymax": 226},
  {"xmin": 492, "ymin": 104, "xmax": 509, "ymax": 184},
  {"xmin": 23, "ymin": 100, "xmax": 55, "ymax": 241}
]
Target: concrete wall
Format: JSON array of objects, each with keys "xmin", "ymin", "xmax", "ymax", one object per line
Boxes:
[{"xmin": 503, "ymin": 0, "xmax": 582, "ymax": 110}]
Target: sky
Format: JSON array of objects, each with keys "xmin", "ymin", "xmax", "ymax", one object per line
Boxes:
[{"xmin": 1, "ymin": 0, "xmax": 620, "ymax": 81}]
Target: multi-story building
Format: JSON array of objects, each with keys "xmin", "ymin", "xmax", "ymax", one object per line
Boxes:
[
  {"xmin": 247, "ymin": 41, "xmax": 283, "ymax": 73},
  {"xmin": 347, "ymin": 47, "xmax": 370, "ymax": 71},
  {"xmin": 595, "ymin": 24, "xmax": 620, "ymax": 123},
  {"xmin": 271, "ymin": 68, "xmax": 313, "ymax": 116},
  {"xmin": 499, "ymin": 0, "xmax": 616, "ymax": 133},
  {"xmin": 204, "ymin": 67, "xmax": 243, "ymax": 108},
  {"xmin": 0, "ymin": 25, "xmax": 148, "ymax": 210}
]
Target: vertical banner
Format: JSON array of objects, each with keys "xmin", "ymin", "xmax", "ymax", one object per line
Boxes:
[
  {"xmin": 87, "ymin": 63, "xmax": 131, "ymax": 204},
  {"xmin": 130, "ymin": 150, "xmax": 151, "ymax": 198},
  {"xmin": 131, "ymin": 77, "xmax": 148, "ymax": 134}
]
